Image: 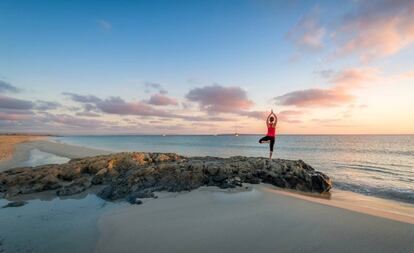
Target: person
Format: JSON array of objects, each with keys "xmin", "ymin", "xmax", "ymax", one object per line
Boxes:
[{"xmin": 259, "ymin": 109, "xmax": 277, "ymax": 159}]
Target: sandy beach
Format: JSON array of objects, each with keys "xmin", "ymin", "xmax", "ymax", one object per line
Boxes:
[
  {"xmin": 0, "ymin": 135, "xmax": 45, "ymax": 162},
  {"xmin": 96, "ymin": 185, "xmax": 414, "ymax": 253},
  {"xmin": 0, "ymin": 135, "xmax": 111, "ymax": 171},
  {"xmin": 0, "ymin": 136, "xmax": 413, "ymax": 253}
]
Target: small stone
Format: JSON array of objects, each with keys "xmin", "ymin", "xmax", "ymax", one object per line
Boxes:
[
  {"xmin": 126, "ymin": 196, "xmax": 143, "ymax": 205},
  {"xmin": 2, "ymin": 201, "xmax": 28, "ymax": 208}
]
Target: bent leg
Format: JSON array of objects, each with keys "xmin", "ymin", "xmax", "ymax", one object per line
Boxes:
[{"xmin": 259, "ymin": 136, "xmax": 270, "ymax": 144}]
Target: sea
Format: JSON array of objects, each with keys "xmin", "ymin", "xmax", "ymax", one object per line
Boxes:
[{"xmin": 51, "ymin": 134, "xmax": 414, "ymax": 205}]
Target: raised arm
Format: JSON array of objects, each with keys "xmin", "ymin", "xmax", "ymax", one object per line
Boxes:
[
  {"xmin": 266, "ymin": 111, "xmax": 273, "ymax": 126},
  {"xmin": 272, "ymin": 113, "xmax": 278, "ymax": 127},
  {"xmin": 270, "ymin": 110, "xmax": 277, "ymax": 127}
]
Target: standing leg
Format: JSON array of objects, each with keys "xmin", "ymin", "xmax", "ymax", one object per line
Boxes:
[{"xmin": 269, "ymin": 137, "xmax": 275, "ymax": 160}]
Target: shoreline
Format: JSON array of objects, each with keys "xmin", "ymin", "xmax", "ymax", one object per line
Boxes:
[
  {"xmin": 0, "ymin": 136, "xmax": 112, "ymax": 171},
  {"xmin": 0, "ymin": 135, "xmax": 45, "ymax": 162}
]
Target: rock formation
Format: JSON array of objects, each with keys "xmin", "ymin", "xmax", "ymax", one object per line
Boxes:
[{"xmin": 0, "ymin": 152, "xmax": 332, "ymax": 201}]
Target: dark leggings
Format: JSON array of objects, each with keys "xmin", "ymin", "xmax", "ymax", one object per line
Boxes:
[{"xmin": 259, "ymin": 136, "xmax": 275, "ymax": 151}]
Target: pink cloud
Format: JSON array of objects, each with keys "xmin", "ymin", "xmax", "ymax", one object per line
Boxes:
[
  {"xmin": 329, "ymin": 67, "xmax": 379, "ymax": 90},
  {"xmin": 274, "ymin": 67, "xmax": 378, "ymax": 107},
  {"xmin": 287, "ymin": 7, "xmax": 325, "ymax": 51},
  {"xmin": 0, "ymin": 112, "xmax": 32, "ymax": 121},
  {"xmin": 186, "ymin": 85, "xmax": 254, "ymax": 113},
  {"xmin": 276, "ymin": 110, "xmax": 304, "ymax": 124},
  {"xmin": 97, "ymin": 97, "xmax": 175, "ymax": 117},
  {"xmin": 47, "ymin": 113, "xmax": 111, "ymax": 128},
  {"xmin": 146, "ymin": 93, "xmax": 178, "ymax": 106},
  {"xmin": 237, "ymin": 110, "xmax": 267, "ymax": 120},
  {"xmin": 76, "ymin": 111, "xmax": 101, "ymax": 117},
  {"xmin": 279, "ymin": 110, "xmax": 304, "ymax": 116},
  {"xmin": 275, "ymin": 88, "xmax": 354, "ymax": 107},
  {"xmin": 63, "ymin": 93, "xmax": 177, "ymax": 118},
  {"xmin": 334, "ymin": 0, "xmax": 414, "ymax": 61}
]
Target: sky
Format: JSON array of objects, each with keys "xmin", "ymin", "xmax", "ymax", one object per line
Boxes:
[{"xmin": 1, "ymin": 0, "xmax": 414, "ymax": 135}]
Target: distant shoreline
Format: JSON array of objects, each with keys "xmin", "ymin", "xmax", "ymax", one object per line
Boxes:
[
  {"xmin": 0, "ymin": 135, "xmax": 46, "ymax": 163},
  {"xmin": 0, "ymin": 135, "xmax": 110, "ymax": 171}
]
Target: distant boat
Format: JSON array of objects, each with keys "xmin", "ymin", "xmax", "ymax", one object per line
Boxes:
[
  {"xmin": 235, "ymin": 132, "xmax": 239, "ymax": 137},
  {"xmin": 162, "ymin": 134, "xmax": 166, "ymax": 136}
]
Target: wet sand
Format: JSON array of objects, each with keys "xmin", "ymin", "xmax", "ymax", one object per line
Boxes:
[{"xmin": 96, "ymin": 185, "xmax": 414, "ymax": 253}]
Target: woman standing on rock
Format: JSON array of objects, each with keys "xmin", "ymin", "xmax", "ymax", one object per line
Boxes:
[{"xmin": 259, "ymin": 110, "xmax": 277, "ymax": 159}]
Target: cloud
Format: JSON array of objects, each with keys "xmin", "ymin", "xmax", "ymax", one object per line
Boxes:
[
  {"xmin": 275, "ymin": 88, "xmax": 354, "ymax": 107},
  {"xmin": 34, "ymin": 100, "xmax": 61, "ymax": 111},
  {"xmin": 315, "ymin": 69, "xmax": 334, "ymax": 79},
  {"xmin": 98, "ymin": 20, "xmax": 112, "ymax": 31},
  {"xmin": 63, "ymin": 93, "xmax": 178, "ymax": 118},
  {"xmin": 180, "ymin": 115, "xmax": 233, "ymax": 122},
  {"xmin": 186, "ymin": 84, "xmax": 254, "ymax": 113},
  {"xmin": 146, "ymin": 93, "xmax": 178, "ymax": 106},
  {"xmin": 279, "ymin": 110, "xmax": 304, "ymax": 116},
  {"xmin": 311, "ymin": 118, "xmax": 339, "ymax": 123},
  {"xmin": 237, "ymin": 110, "xmax": 267, "ymax": 120},
  {"xmin": 274, "ymin": 67, "xmax": 378, "ymax": 107},
  {"xmin": 144, "ymin": 82, "xmax": 167, "ymax": 94},
  {"xmin": 51, "ymin": 114, "xmax": 109, "ymax": 128},
  {"xmin": 0, "ymin": 112, "xmax": 32, "ymax": 121},
  {"xmin": 0, "ymin": 95, "xmax": 34, "ymax": 110},
  {"xmin": 75, "ymin": 111, "xmax": 101, "ymax": 117},
  {"xmin": 62, "ymin": 92, "xmax": 102, "ymax": 103},
  {"xmin": 0, "ymin": 80, "xmax": 20, "ymax": 93},
  {"xmin": 329, "ymin": 67, "xmax": 379, "ymax": 90},
  {"xmin": 403, "ymin": 70, "xmax": 414, "ymax": 78},
  {"xmin": 96, "ymin": 96, "xmax": 176, "ymax": 117},
  {"xmin": 287, "ymin": 7, "xmax": 325, "ymax": 51},
  {"xmin": 63, "ymin": 92, "xmax": 230, "ymax": 121},
  {"xmin": 287, "ymin": 1, "xmax": 414, "ymax": 62},
  {"xmin": 334, "ymin": 0, "xmax": 414, "ymax": 61}
]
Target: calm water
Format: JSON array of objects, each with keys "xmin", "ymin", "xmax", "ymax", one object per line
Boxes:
[{"xmin": 54, "ymin": 135, "xmax": 414, "ymax": 204}]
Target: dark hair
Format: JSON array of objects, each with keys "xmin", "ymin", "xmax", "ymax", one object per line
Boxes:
[{"xmin": 269, "ymin": 117, "xmax": 274, "ymax": 122}]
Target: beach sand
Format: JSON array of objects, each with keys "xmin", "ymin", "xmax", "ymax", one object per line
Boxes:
[
  {"xmin": 0, "ymin": 135, "xmax": 45, "ymax": 162},
  {"xmin": 96, "ymin": 185, "xmax": 414, "ymax": 253},
  {"xmin": 0, "ymin": 136, "xmax": 111, "ymax": 171}
]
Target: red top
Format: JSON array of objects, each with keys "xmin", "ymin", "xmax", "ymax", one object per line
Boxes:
[{"xmin": 267, "ymin": 125, "xmax": 276, "ymax": 137}]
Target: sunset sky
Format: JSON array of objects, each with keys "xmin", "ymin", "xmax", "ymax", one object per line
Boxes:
[{"xmin": 1, "ymin": 0, "xmax": 413, "ymax": 134}]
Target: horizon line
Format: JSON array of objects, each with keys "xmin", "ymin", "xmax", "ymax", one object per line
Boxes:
[{"xmin": 1, "ymin": 132, "xmax": 414, "ymax": 136}]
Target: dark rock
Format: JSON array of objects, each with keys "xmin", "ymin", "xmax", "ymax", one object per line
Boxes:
[
  {"xmin": 0, "ymin": 152, "xmax": 332, "ymax": 201},
  {"xmin": 126, "ymin": 196, "xmax": 143, "ymax": 205},
  {"xmin": 40, "ymin": 174, "xmax": 60, "ymax": 190},
  {"xmin": 2, "ymin": 201, "xmax": 28, "ymax": 208},
  {"xmin": 56, "ymin": 177, "xmax": 92, "ymax": 196}
]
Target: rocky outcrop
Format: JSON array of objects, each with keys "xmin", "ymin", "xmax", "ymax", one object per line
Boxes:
[{"xmin": 0, "ymin": 152, "xmax": 332, "ymax": 201}]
